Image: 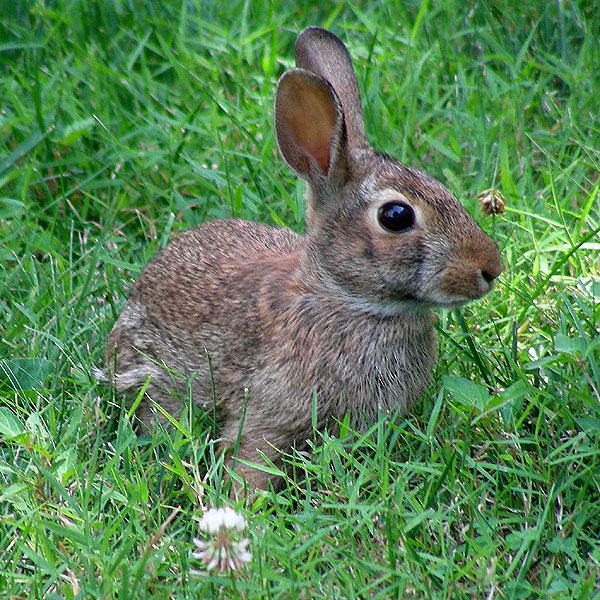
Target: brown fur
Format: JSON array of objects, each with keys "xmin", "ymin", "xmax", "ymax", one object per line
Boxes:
[{"xmin": 105, "ymin": 28, "xmax": 502, "ymax": 493}]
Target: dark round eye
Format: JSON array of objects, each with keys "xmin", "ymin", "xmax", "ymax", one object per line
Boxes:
[{"xmin": 377, "ymin": 202, "xmax": 415, "ymax": 232}]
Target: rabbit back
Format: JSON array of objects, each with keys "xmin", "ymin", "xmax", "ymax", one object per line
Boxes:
[{"xmin": 106, "ymin": 219, "xmax": 302, "ymax": 423}]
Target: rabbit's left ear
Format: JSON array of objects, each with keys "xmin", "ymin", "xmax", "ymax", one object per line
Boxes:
[
  {"xmin": 274, "ymin": 68, "xmax": 348, "ymax": 183},
  {"xmin": 295, "ymin": 27, "xmax": 367, "ymax": 149}
]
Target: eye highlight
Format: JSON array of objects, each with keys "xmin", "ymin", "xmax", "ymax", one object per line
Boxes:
[{"xmin": 377, "ymin": 202, "xmax": 415, "ymax": 232}]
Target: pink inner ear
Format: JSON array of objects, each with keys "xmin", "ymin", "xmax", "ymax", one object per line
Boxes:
[{"xmin": 285, "ymin": 85, "xmax": 337, "ymax": 174}]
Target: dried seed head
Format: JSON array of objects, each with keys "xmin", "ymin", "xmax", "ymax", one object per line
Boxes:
[{"xmin": 476, "ymin": 188, "xmax": 506, "ymax": 215}]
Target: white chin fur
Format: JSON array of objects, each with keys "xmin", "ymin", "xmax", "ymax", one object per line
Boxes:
[
  {"xmin": 337, "ymin": 285, "xmax": 481, "ymax": 316},
  {"xmin": 336, "ymin": 289, "xmax": 433, "ymax": 317},
  {"xmin": 426, "ymin": 283, "xmax": 494, "ymax": 308},
  {"xmin": 425, "ymin": 293, "xmax": 473, "ymax": 309}
]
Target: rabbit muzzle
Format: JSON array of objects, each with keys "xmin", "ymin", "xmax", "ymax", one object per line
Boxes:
[{"xmin": 430, "ymin": 235, "xmax": 502, "ymax": 307}]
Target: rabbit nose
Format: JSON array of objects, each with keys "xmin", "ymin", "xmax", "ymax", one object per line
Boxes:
[
  {"xmin": 479, "ymin": 252, "xmax": 502, "ymax": 287},
  {"xmin": 482, "ymin": 269, "xmax": 497, "ymax": 284}
]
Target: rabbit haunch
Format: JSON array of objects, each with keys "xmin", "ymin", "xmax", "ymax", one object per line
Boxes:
[{"xmin": 105, "ymin": 27, "xmax": 501, "ymax": 492}]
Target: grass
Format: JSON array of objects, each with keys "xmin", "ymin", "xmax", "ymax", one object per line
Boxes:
[{"xmin": 1, "ymin": 0, "xmax": 599, "ymax": 598}]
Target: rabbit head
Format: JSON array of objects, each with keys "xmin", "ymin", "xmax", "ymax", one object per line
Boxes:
[{"xmin": 275, "ymin": 27, "xmax": 502, "ymax": 317}]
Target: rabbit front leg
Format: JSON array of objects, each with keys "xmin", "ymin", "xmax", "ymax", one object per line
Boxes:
[{"xmin": 219, "ymin": 412, "xmax": 302, "ymax": 496}]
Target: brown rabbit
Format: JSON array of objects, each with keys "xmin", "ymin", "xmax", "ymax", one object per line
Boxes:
[{"xmin": 104, "ymin": 27, "xmax": 502, "ymax": 492}]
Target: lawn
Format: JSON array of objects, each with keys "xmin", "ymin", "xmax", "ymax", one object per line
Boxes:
[{"xmin": 1, "ymin": 1, "xmax": 599, "ymax": 598}]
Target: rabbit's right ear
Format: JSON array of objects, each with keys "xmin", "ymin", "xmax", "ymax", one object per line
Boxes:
[
  {"xmin": 295, "ymin": 27, "xmax": 367, "ymax": 149},
  {"xmin": 274, "ymin": 69, "xmax": 348, "ymax": 184}
]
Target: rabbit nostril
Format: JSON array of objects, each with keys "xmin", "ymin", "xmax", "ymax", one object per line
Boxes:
[{"xmin": 481, "ymin": 269, "xmax": 497, "ymax": 284}]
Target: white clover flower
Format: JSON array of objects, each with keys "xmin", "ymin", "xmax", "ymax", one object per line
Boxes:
[
  {"xmin": 192, "ymin": 507, "xmax": 251, "ymax": 573},
  {"xmin": 199, "ymin": 506, "xmax": 246, "ymax": 534},
  {"xmin": 193, "ymin": 536, "xmax": 252, "ymax": 572}
]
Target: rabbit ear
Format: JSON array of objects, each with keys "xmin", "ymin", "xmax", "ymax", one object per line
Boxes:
[
  {"xmin": 274, "ymin": 68, "xmax": 348, "ymax": 182},
  {"xmin": 294, "ymin": 27, "xmax": 367, "ymax": 149}
]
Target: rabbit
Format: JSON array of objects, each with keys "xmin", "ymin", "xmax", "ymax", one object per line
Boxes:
[{"xmin": 104, "ymin": 27, "xmax": 502, "ymax": 493}]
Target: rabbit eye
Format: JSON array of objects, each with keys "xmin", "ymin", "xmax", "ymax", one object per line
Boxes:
[{"xmin": 377, "ymin": 202, "xmax": 415, "ymax": 232}]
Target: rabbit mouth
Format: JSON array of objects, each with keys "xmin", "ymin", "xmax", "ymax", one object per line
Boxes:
[
  {"xmin": 431, "ymin": 297, "xmax": 475, "ymax": 309},
  {"xmin": 425, "ymin": 282, "xmax": 496, "ymax": 309}
]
